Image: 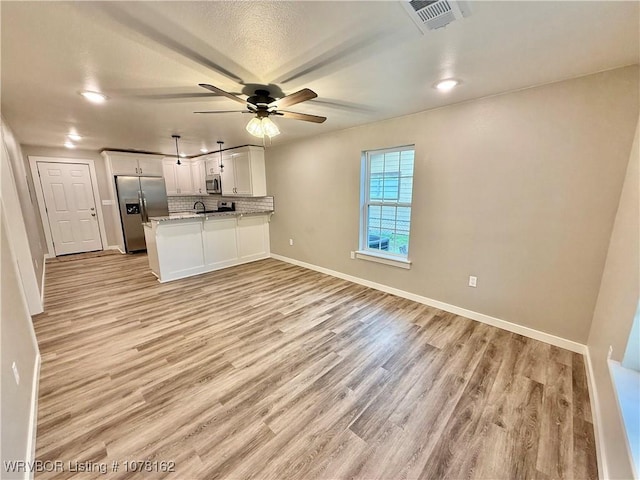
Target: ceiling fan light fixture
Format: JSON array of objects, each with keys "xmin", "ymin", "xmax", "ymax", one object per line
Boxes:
[
  {"xmin": 261, "ymin": 117, "xmax": 280, "ymax": 138},
  {"xmin": 434, "ymin": 79, "xmax": 460, "ymax": 92},
  {"xmin": 246, "ymin": 117, "xmax": 264, "ymax": 137},
  {"xmin": 246, "ymin": 116, "xmax": 280, "ymax": 138}
]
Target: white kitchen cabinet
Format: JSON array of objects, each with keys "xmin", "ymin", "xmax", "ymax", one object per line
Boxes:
[
  {"xmin": 144, "ymin": 213, "xmax": 271, "ymax": 282},
  {"xmin": 220, "ymin": 146, "xmax": 266, "ymax": 197},
  {"xmin": 162, "ymin": 159, "xmax": 178, "ymax": 195},
  {"xmin": 153, "ymin": 220, "xmax": 205, "ymax": 279},
  {"xmin": 163, "ymin": 158, "xmax": 195, "ymax": 195},
  {"xmin": 205, "ymin": 155, "xmax": 221, "ymax": 175},
  {"xmin": 191, "ymin": 160, "xmax": 207, "ymax": 195},
  {"xmin": 237, "ymin": 214, "xmax": 270, "ymax": 261},
  {"xmin": 203, "ymin": 217, "xmax": 238, "ymax": 268},
  {"xmin": 176, "ymin": 162, "xmax": 193, "ymax": 194},
  {"xmin": 136, "ymin": 157, "xmax": 164, "ymax": 176},
  {"xmin": 105, "ymin": 152, "xmax": 164, "ymax": 176}
]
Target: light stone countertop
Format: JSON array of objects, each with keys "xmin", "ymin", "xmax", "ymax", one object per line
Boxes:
[{"xmin": 147, "ymin": 210, "xmax": 274, "ymax": 223}]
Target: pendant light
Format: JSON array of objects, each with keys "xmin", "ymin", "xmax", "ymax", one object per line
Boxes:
[
  {"xmin": 217, "ymin": 140, "xmax": 224, "ymax": 172},
  {"xmin": 172, "ymin": 135, "xmax": 181, "ymax": 165}
]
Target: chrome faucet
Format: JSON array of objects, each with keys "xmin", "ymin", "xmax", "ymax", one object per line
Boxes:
[{"xmin": 193, "ymin": 201, "xmax": 206, "ymax": 213}]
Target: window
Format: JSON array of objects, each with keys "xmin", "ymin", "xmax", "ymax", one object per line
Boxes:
[{"xmin": 359, "ymin": 146, "xmax": 414, "ymax": 265}]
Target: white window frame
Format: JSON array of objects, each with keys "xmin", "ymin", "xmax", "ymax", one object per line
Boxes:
[{"xmin": 357, "ymin": 145, "xmax": 414, "ymax": 269}]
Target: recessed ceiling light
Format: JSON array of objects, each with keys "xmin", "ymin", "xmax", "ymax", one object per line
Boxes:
[
  {"xmin": 64, "ymin": 141, "xmax": 76, "ymax": 149},
  {"xmin": 200, "ymin": 148, "xmax": 208, "ymax": 153},
  {"xmin": 67, "ymin": 133, "xmax": 82, "ymax": 141},
  {"xmin": 180, "ymin": 153, "xmax": 187, "ymax": 158},
  {"xmin": 435, "ymin": 79, "xmax": 460, "ymax": 92},
  {"xmin": 80, "ymin": 91, "xmax": 107, "ymax": 103}
]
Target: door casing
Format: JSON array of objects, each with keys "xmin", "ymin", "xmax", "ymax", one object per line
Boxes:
[{"xmin": 29, "ymin": 156, "xmax": 109, "ymax": 258}]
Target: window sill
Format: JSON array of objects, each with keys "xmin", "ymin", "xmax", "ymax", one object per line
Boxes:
[
  {"xmin": 608, "ymin": 359, "xmax": 640, "ymax": 478},
  {"xmin": 355, "ymin": 250, "xmax": 411, "ymax": 269}
]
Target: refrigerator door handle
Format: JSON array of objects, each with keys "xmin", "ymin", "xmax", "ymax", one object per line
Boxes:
[
  {"xmin": 142, "ymin": 193, "xmax": 149, "ymax": 222},
  {"xmin": 138, "ymin": 191, "xmax": 147, "ymax": 222}
]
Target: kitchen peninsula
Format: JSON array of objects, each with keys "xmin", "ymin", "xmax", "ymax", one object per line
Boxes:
[{"xmin": 144, "ymin": 209, "xmax": 272, "ymax": 282}]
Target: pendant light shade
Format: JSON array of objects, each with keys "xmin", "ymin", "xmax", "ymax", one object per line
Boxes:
[
  {"xmin": 172, "ymin": 135, "xmax": 181, "ymax": 165},
  {"xmin": 246, "ymin": 116, "xmax": 280, "ymax": 138}
]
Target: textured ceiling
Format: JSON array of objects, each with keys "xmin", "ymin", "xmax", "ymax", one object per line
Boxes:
[{"xmin": 1, "ymin": 1, "xmax": 638, "ymax": 155}]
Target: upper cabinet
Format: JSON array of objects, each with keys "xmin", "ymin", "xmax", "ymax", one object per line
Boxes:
[
  {"xmin": 104, "ymin": 147, "xmax": 265, "ymax": 197},
  {"xmin": 103, "ymin": 152, "xmax": 164, "ymax": 176},
  {"xmin": 162, "ymin": 159, "xmax": 195, "ymax": 196},
  {"xmin": 162, "ymin": 158, "xmax": 207, "ymax": 196},
  {"xmin": 162, "ymin": 159, "xmax": 179, "ymax": 195},
  {"xmin": 220, "ymin": 146, "xmax": 266, "ymax": 197},
  {"xmin": 191, "ymin": 159, "xmax": 207, "ymax": 195},
  {"xmin": 205, "ymin": 155, "xmax": 221, "ymax": 175}
]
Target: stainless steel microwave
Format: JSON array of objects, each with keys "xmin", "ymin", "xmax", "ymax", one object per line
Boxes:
[{"xmin": 206, "ymin": 174, "xmax": 221, "ymax": 194}]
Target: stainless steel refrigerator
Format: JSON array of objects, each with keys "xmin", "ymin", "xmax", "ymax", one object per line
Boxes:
[{"xmin": 115, "ymin": 176, "xmax": 169, "ymax": 253}]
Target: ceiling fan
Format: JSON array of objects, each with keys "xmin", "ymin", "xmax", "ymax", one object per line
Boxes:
[{"xmin": 194, "ymin": 84, "xmax": 327, "ymax": 138}]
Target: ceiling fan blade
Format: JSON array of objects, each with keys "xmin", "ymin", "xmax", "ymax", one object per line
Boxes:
[
  {"xmin": 194, "ymin": 110, "xmax": 251, "ymax": 114},
  {"xmin": 199, "ymin": 84, "xmax": 247, "ymax": 105},
  {"xmin": 276, "ymin": 110, "xmax": 327, "ymax": 123},
  {"xmin": 270, "ymin": 88, "xmax": 317, "ymax": 109}
]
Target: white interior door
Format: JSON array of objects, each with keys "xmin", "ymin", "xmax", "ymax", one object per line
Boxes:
[{"xmin": 37, "ymin": 162, "xmax": 102, "ymax": 255}]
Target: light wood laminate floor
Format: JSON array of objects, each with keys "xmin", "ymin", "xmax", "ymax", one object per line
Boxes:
[{"xmin": 33, "ymin": 254, "xmax": 597, "ymax": 479}]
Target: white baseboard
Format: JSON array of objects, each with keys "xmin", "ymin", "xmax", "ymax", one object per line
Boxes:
[
  {"xmin": 270, "ymin": 253, "xmax": 587, "ymax": 354},
  {"xmin": 25, "ymin": 354, "xmax": 41, "ymax": 480},
  {"xmin": 40, "ymin": 255, "xmax": 46, "ymax": 305},
  {"xmin": 106, "ymin": 245, "xmax": 125, "ymax": 254},
  {"xmin": 584, "ymin": 348, "xmax": 608, "ymax": 480}
]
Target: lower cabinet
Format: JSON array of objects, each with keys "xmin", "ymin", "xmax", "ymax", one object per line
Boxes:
[
  {"xmin": 155, "ymin": 221, "xmax": 205, "ymax": 278},
  {"xmin": 203, "ymin": 217, "xmax": 238, "ymax": 268},
  {"xmin": 237, "ymin": 215, "xmax": 270, "ymax": 261},
  {"xmin": 144, "ymin": 214, "xmax": 270, "ymax": 282}
]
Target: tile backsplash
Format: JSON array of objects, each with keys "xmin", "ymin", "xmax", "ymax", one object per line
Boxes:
[{"xmin": 168, "ymin": 195, "xmax": 274, "ymax": 213}]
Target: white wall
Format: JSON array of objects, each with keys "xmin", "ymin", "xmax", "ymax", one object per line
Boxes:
[
  {"xmin": 266, "ymin": 66, "xmax": 639, "ymax": 345},
  {"xmin": 1, "ymin": 119, "xmax": 42, "ymax": 314},
  {"xmin": 1, "ymin": 121, "xmax": 41, "ymax": 477},
  {"xmin": 1, "ymin": 119, "xmax": 46, "ymax": 303},
  {"xmin": 587, "ymin": 115, "xmax": 639, "ymax": 479}
]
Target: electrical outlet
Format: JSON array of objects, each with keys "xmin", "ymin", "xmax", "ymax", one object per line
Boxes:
[
  {"xmin": 468, "ymin": 275, "xmax": 477, "ymax": 288},
  {"xmin": 350, "ymin": 251, "xmax": 355, "ymax": 259},
  {"xmin": 11, "ymin": 362, "xmax": 20, "ymax": 385},
  {"xmin": 289, "ymin": 238, "xmax": 294, "ymax": 246}
]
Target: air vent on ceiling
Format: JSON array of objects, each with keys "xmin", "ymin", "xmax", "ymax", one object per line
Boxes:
[{"xmin": 403, "ymin": 0, "xmax": 471, "ymax": 33}]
